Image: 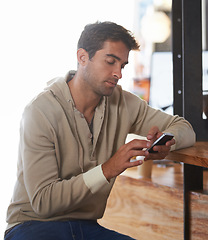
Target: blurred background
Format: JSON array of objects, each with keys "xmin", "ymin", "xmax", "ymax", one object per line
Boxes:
[{"xmin": 0, "ymin": 0, "xmax": 207, "ymax": 238}]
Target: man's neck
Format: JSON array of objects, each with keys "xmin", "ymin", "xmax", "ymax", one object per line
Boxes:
[{"xmin": 67, "ymin": 75, "xmax": 101, "ymax": 124}]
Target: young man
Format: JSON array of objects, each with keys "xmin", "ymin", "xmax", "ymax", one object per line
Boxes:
[{"xmin": 5, "ymin": 22, "xmax": 195, "ymax": 240}]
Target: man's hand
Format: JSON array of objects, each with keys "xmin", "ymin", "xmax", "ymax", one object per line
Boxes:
[
  {"xmin": 102, "ymin": 126, "xmax": 175, "ymax": 182},
  {"xmin": 102, "ymin": 139, "xmax": 149, "ymax": 182},
  {"xmin": 145, "ymin": 126, "xmax": 175, "ymax": 160}
]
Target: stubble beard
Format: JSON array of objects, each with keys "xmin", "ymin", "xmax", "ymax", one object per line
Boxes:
[{"xmin": 83, "ymin": 70, "xmax": 116, "ymax": 97}]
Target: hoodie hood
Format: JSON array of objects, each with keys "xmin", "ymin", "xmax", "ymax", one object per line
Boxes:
[
  {"xmin": 44, "ymin": 72, "xmax": 87, "ymax": 172},
  {"xmin": 45, "ymin": 71, "xmax": 76, "ymax": 106}
]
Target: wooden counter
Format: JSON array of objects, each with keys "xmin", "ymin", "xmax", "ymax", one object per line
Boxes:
[
  {"xmin": 166, "ymin": 142, "xmax": 208, "ymax": 168},
  {"xmin": 99, "ymin": 162, "xmax": 208, "ymax": 240},
  {"xmin": 99, "ymin": 142, "xmax": 208, "ymax": 240},
  {"xmin": 99, "ymin": 165, "xmax": 184, "ymax": 240}
]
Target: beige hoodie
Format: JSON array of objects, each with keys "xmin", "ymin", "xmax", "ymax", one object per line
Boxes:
[{"xmin": 6, "ymin": 76, "xmax": 195, "ymax": 227}]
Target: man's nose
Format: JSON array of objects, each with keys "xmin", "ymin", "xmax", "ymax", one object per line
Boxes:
[{"xmin": 113, "ymin": 67, "xmax": 122, "ymax": 80}]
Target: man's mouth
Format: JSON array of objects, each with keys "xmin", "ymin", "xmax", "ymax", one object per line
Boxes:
[{"xmin": 105, "ymin": 80, "xmax": 117, "ymax": 87}]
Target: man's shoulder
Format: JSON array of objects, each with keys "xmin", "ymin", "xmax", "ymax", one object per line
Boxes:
[
  {"xmin": 110, "ymin": 85, "xmax": 142, "ymax": 103},
  {"xmin": 25, "ymin": 90, "xmax": 54, "ymax": 111}
]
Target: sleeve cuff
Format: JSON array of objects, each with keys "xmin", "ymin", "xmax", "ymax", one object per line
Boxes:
[{"xmin": 83, "ymin": 165, "xmax": 109, "ymax": 194}]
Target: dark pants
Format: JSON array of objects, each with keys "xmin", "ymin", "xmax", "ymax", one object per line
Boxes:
[{"xmin": 5, "ymin": 220, "xmax": 136, "ymax": 240}]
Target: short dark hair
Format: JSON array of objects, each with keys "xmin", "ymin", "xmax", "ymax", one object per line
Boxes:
[{"xmin": 78, "ymin": 21, "xmax": 140, "ymax": 59}]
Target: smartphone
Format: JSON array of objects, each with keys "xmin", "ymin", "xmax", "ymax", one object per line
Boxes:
[{"xmin": 147, "ymin": 133, "xmax": 174, "ymax": 153}]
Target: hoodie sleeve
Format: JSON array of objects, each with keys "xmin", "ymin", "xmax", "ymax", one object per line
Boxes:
[{"xmin": 123, "ymin": 90, "xmax": 196, "ymax": 150}]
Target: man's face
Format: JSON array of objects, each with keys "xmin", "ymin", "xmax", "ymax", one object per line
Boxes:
[{"xmin": 81, "ymin": 40, "xmax": 129, "ymax": 97}]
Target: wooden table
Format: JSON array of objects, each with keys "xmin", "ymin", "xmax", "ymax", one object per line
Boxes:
[{"xmin": 166, "ymin": 142, "xmax": 208, "ymax": 240}]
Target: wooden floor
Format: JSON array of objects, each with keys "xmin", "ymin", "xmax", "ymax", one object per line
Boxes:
[{"xmin": 98, "ymin": 161, "xmax": 208, "ymax": 240}]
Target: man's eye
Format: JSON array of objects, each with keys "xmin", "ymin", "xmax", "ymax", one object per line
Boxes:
[{"xmin": 107, "ymin": 61, "xmax": 115, "ymax": 65}]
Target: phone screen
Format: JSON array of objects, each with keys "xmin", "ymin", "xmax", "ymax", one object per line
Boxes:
[{"xmin": 147, "ymin": 133, "xmax": 174, "ymax": 153}]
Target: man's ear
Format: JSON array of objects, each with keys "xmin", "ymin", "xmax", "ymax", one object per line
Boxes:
[{"xmin": 77, "ymin": 48, "xmax": 89, "ymax": 66}]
